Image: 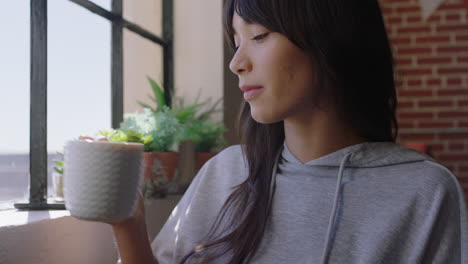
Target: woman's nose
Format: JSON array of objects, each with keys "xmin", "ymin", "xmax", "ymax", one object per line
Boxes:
[{"xmin": 229, "ymin": 49, "xmax": 252, "ymax": 75}]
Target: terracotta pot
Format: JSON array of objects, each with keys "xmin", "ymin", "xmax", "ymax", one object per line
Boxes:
[
  {"xmin": 195, "ymin": 152, "xmax": 217, "ymax": 171},
  {"xmin": 143, "ymin": 152, "xmax": 180, "ymax": 181}
]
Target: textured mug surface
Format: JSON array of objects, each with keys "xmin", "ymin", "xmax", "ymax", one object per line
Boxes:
[{"xmin": 64, "ymin": 140, "xmax": 144, "ymax": 222}]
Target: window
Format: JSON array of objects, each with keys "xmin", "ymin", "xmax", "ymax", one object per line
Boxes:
[
  {"xmin": 1, "ymin": 0, "xmax": 173, "ymax": 210},
  {"xmin": 0, "ymin": 1, "xmax": 30, "ymax": 208}
]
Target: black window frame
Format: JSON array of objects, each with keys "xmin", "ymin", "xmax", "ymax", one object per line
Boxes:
[{"xmin": 14, "ymin": 0, "xmax": 173, "ymax": 210}]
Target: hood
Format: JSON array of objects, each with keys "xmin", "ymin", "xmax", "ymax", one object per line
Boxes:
[
  {"xmin": 269, "ymin": 141, "xmax": 435, "ymax": 264},
  {"xmin": 281, "ymin": 141, "xmax": 433, "ymax": 168}
]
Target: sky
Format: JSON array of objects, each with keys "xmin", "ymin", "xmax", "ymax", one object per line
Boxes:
[{"xmin": 0, "ymin": 0, "xmax": 113, "ymax": 154}]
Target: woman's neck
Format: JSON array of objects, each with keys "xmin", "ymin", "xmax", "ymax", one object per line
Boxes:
[{"xmin": 283, "ymin": 111, "xmax": 366, "ymax": 164}]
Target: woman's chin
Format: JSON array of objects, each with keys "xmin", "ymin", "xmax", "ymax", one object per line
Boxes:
[{"xmin": 250, "ymin": 109, "xmax": 283, "ymax": 124}]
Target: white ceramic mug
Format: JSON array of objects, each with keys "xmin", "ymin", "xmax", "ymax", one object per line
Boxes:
[{"xmin": 64, "ymin": 140, "xmax": 144, "ymax": 222}]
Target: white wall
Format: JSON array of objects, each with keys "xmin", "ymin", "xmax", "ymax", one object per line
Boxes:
[
  {"xmin": 124, "ymin": 0, "xmax": 224, "ymax": 122},
  {"xmin": 123, "ymin": 0, "xmax": 164, "ymax": 114},
  {"xmin": 173, "ymin": 0, "xmax": 224, "ymax": 122}
]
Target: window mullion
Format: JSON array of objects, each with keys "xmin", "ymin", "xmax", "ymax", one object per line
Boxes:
[
  {"xmin": 111, "ymin": 0, "xmax": 123, "ymax": 128},
  {"xmin": 29, "ymin": 0, "xmax": 48, "ymax": 205},
  {"xmin": 163, "ymin": 0, "xmax": 174, "ymax": 107},
  {"xmin": 15, "ymin": 0, "xmax": 64, "ymax": 210}
]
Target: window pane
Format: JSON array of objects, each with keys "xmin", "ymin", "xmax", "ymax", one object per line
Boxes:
[
  {"xmin": 123, "ymin": 29, "xmax": 164, "ymax": 113},
  {"xmin": 0, "ymin": 1, "xmax": 30, "ymax": 205},
  {"xmin": 123, "ymin": 0, "xmax": 162, "ymax": 37},
  {"xmin": 48, "ymin": 1, "xmax": 111, "ymax": 198}
]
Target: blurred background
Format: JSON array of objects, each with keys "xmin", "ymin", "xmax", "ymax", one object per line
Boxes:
[
  {"xmin": 0, "ymin": 0, "xmax": 225, "ymax": 204},
  {"xmin": 381, "ymin": 0, "xmax": 468, "ymax": 195}
]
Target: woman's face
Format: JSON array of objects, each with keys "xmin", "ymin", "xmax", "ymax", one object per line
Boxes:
[{"xmin": 229, "ymin": 12, "xmax": 317, "ymax": 124}]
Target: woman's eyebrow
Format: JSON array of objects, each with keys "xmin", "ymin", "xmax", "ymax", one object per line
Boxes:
[
  {"xmin": 232, "ymin": 25, "xmax": 255, "ymax": 37},
  {"xmin": 232, "ymin": 18, "xmax": 256, "ymax": 36}
]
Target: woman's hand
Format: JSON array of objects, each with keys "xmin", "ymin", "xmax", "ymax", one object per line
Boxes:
[
  {"xmin": 111, "ymin": 192, "xmax": 157, "ymax": 264},
  {"xmin": 110, "ymin": 191, "xmax": 146, "ymax": 227}
]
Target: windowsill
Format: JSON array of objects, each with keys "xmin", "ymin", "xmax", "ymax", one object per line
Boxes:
[
  {"xmin": 0, "ymin": 205, "xmax": 119, "ymax": 264},
  {"xmin": 0, "ymin": 193, "xmax": 184, "ymax": 229},
  {"xmin": 0, "ymin": 207, "xmax": 70, "ymax": 228},
  {"xmin": 0, "ymin": 195, "xmax": 182, "ymax": 264}
]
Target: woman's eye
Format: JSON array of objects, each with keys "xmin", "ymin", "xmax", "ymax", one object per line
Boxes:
[
  {"xmin": 232, "ymin": 33, "xmax": 269, "ymax": 52},
  {"xmin": 252, "ymin": 33, "xmax": 269, "ymax": 41}
]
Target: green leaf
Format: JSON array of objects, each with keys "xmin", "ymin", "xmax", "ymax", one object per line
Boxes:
[
  {"xmin": 147, "ymin": 76, "xmax": 166, "ymax": 110},
  {"xmin": 98, "ymin": 129, "xmax": 116, "ymax": 138},
  {"xmin": 126, "ymin": 130, "xmax": 144, "ymax": 143},
  {"xmin": 138, "ymin": 101, "xmax": 156, "ymax": 112},
  {"xmin": 116, "ymin": 130, "xmax": 128, "ymax": 142},
  {"xmin": 174, "ymin": 103, "xmax": 204, "ymax": 123},
  {"xmin": 142, "ymin": 135, "xmax": 153, "ymax": 145},
  {"xmin": 54, "ymin": 167, "xmax": 63, "ymax": 174},
  {"xmin": 197, "ymin": 97, "xmax": 223, "ymax": 121}
]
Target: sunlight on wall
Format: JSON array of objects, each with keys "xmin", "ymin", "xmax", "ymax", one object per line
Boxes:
[{"xmin": 123, "ymin": 0, "xmax": 224, "ymax": 123}]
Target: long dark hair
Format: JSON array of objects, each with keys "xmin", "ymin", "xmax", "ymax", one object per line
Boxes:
[{"xmin": 181, "ymin": 0, "xmax": 397, "ymax": 263}]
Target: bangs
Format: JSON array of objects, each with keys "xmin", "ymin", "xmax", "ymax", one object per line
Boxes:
[
  {"xmin": 223, "ymin": 0, "xmax": 281, "ymax": 49},
  {"xmin": 223, "ymin": 0, "xmax": 311, "ymax": 52}
]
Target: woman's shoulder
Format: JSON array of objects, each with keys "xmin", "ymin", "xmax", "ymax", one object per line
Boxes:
[
  {"xmin": 203, "ymin": 144, "xmax": 247, "ymax": 171},
  {"xmin": 416, "ymin": 160, "xmax": 465, "ymax": 198},
  {"xmin": 381, "ymin": 158, "xmax": 466, "ymax": 208},
  {"xmin": 213, "ymin": 144, "xmax": 244, "ymax": 160},
  {"xmin": 193, "ymin": 144, "xmax": 248, "ymax": 191},
  {"xmin": 356, "ymin": 142, "xmax": 462, "ymax": 197}
]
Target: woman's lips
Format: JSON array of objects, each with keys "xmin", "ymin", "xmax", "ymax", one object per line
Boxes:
[{"xmin": 241, "ymin": 86, "xmax": 263, "ymax": 100}]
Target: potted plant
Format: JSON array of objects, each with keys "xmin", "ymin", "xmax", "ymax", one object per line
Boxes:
[
  {"xmin": 97, "ymin": 126, "xmax": 177, "ymax": 198},
  {"xmin": 180, "ymin": 118, "xmax": 226, "ymax": 170},
  {"xmin": 52, "ymin": 152, "xmax": 65, "ymax": 202},
  {"xmin": 112, "ymin": 103, "xmax": 182, "ymax": 198},
  {"xmin": 109, "ymin": 76, "xmax": 227, "ymax": 196},
  {"xmin": 141, "ymin": 76, "xmax": 227, "ymax": 171}
]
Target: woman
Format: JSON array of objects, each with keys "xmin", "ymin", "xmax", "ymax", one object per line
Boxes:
[{"xmin": 112, "ymin": 0, "xmax": 468, "ymax": 263}]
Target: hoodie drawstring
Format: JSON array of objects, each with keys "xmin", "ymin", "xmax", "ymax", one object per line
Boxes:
[
  {"xmin": 320, "ymin": 153, "xmax": 352, "ymax": 264},
  {"xmin": 268, "ymin": 148, "xmax": 352, "ymax": 264}
]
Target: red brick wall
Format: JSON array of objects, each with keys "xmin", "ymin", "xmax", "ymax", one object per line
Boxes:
[{"xmin": 379, "ymin": 0, "xmax": 468, "ymax": 197}]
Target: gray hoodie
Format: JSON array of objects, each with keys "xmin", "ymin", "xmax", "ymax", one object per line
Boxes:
[{"xmin": 152, "ymin": 142, "xmax": 468, "ymax": 263}]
